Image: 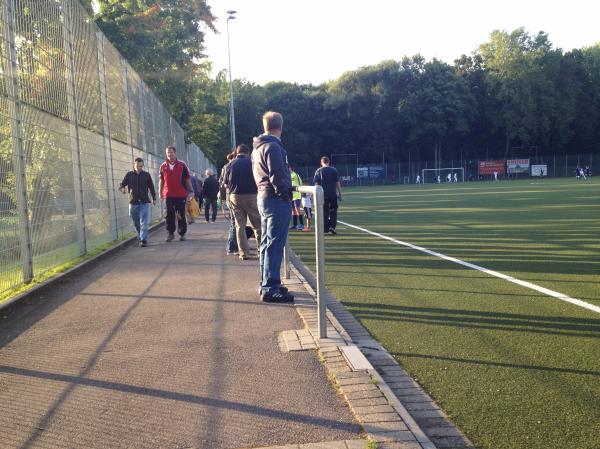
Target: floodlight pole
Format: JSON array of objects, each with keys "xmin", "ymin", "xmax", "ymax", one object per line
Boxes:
[{"xmin": 226, "ymin": 11, "xmax": 237, "ymax": 150}]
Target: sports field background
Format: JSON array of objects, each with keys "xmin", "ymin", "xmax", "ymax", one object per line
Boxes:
[{"xmin": 289, "ymin": 178, "xmax": 600, "ymax": 449}]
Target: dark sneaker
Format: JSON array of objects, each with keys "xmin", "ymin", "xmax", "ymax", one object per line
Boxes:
[
  {"xmin": 329, "ymin": 228, "xmax": 337, "ymax": 235},
  {"xmin": 279, "ymin": 286, "xmax": 289, "ymax": 294},
  {"xmin": 166, "ymin": 233, "xmax": 174, "ymax": 242},
  {"xmin": 179, "ymin": 235, "xmax": 186, "ymax": 241},
  {"xmin": 140, "ymin": 240, "xmax": 148, "ymax": 247},
  {"xmin": 226, "ymin": 250, "xmax": 239, "ymax": 255},
  {"xmin": 261, "ymin": 291, "xmax": 294, "ymax": 303}
]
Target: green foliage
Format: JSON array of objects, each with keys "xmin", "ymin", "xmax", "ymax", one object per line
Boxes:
[{"xmin": 93, "ymin": 0, "xmax": 215, "ymax": 130}]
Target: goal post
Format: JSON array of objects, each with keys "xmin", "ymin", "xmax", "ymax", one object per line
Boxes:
[{"xmin": 422, "ymin": 167, "xmax": 464, "ymax": 184}]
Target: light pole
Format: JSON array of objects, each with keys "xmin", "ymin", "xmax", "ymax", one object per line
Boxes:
[{"xmin": 226, "ymin": 10, "xmax": 237, "ymax": 151}]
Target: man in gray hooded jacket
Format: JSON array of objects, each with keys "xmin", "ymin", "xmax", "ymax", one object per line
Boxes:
[{"xmin": 252, "ymin": 111, "xmax": 294, "ymax": 303}]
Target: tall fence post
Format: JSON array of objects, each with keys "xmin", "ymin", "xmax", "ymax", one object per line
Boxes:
[
  {"xmin": 96, "ymin": 32, "xmax": 118, "ymax": 240},
  {"xmin": 3, "ymin": 0, "xmax": 33, "ymax": 282},
  {"xmin": 121, "ymin": 59, "xmax": 134, "ymax": 160},
  {"xmin": 61, "ymin": 0, "xmax": 86, "ymax": 255}
]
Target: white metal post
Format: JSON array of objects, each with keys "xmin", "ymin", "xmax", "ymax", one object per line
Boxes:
[
  {"xmin": 296, "ymin": 185, "xmax": 326, "ymax": 338},
  {"xmin": 3, "ymin": 0, "xmax": 33, "ymax": 282}
]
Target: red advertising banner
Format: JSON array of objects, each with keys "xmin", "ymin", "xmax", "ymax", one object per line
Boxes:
[{"xmin": 478, "ymin": 159, "xmax": 506, "ymax": 175}]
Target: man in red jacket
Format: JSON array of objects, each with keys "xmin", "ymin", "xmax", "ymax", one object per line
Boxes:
[{"xmin": 159, "ymin": 145, "xmax": 194, "ymax": 242}]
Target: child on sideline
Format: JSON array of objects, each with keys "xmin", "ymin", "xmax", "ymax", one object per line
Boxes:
[{"xmin": 301, "ymin": 191, "xmax": 312, "ymax": 232}]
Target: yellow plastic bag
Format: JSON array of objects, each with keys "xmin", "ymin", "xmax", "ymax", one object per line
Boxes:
[{"xmin": 187, "ymin": 197, "xmax": 200, "ymax": 218}]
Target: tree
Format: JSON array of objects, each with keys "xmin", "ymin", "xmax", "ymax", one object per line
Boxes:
[
  {"xmin": 399, "ymin": 59, "xmax": 476, "ymax": 166},
  {"xmin": 93, "ymin": 1, "xmax": 215, "ymax": 130}
]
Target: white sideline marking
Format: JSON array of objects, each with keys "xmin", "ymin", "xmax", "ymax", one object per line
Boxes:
[{"xmin": 338, "ymin": 220, "xmax": 600, "ymax": 315}]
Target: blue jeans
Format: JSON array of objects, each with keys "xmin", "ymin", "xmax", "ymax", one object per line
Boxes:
[
  {"xmin": 257, "ymin": 196, "xmax": 291, "ymax": 295},
  {"xmin": 129, "ymin": 202, "xmax": 151, "ymax": 241},
  {"xmin": 225, "ymin": 202, "xmax": 238, "ymax": 253}
]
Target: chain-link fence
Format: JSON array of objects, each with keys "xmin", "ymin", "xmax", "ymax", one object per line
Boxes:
[
  {"xmin": 0, "ymin": 0, "xmax": 215, "ymax": 295},
  {"xmin": 294, "ymin": 153, "xmax": 597, "ymax": 186}
]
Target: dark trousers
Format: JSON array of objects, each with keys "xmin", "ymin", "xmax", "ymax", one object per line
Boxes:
[
  {"xmin": 323, "ymin": 197, "xmax": 338, "ymax": 231},
  {"xmin": 204, "ymin": 198, "xmax": 218, "ymax": 222},
  {"xmin": 166, "ymin": 197, "xmax": 187, "ymax": 236}
]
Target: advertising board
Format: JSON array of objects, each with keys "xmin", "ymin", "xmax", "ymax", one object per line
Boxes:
[
  {"xmin": 478, "ymin": 160, "xmax": 506, "ymax": 175},
  {"xmin": 507, "ymin": 159, "xmax": 530, "ymax": 174}
]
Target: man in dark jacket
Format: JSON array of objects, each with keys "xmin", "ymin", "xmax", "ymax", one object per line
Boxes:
[
  {"xmin": 201, "ymin": 169, "xmax": 219, "ymax": 222},
  {"xmin": 119, "ymin": 157, "xmax": 156, "ymax": 247},
  {"xmin": 252, "ymin": 111, "xmax": 294, "ymax": 303},
  {"xmin": 313, "ymin": 156, "xmax": 342, "ymax": 235},
  {"xmin": 223, "ymin": 144, "xmax": 261, "ymax": 261}
]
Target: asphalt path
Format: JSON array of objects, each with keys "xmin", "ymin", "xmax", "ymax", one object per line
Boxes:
[{"xmin": 0, "ymin": 219, "xmax": 361, "ymax": 449}]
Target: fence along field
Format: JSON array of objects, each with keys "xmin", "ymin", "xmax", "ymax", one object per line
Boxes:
[
  {"xmin": 289, "ymin": 177, "xmax": 600, "ymax": 449},
  {"xmin": 0, "ymin": 0, "xmax": 213, "ymax": 298}
]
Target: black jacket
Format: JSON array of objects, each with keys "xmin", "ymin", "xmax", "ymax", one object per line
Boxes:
[
  {"xmin": 223, "ymin": 155, "xmax": 258, "ymax": 195},
  {"xmin": 252, "ymin": 134, "xmax": 292, "ymax": 200},
  {"xmin": 120, "ymin": 171, "xmax": 156, "ymax": 204},
  {"xmin": 201, "ymin": 175, "xmax": 220, "ymax": 200}
]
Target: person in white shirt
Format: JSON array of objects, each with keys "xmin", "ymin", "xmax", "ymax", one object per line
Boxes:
[{"xmin": 301, "ymin": 192, "xmax": 312, "ymax": 231}]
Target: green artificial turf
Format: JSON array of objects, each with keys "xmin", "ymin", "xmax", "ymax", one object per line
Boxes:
[{"xmin": 289, "ymin": 178, "xmax": 600, "ymax": 449}]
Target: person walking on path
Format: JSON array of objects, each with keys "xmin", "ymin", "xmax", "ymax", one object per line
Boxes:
[
  {"xmin": 252, "ymin": 111, "xmax": 294, "ymax": 303},
  {"xmin": 119, "ymin": 157, "xmax": 156, "ymax": 247},
  {"xmin": 313, "ymin": 156, "xmax": 342, "ymax": 235},
  {"xmin": 202, "ymin": 169, "xmax": 219, "ymax": 223},
  {"xmin": 159, "ymin": 145, "xmax": 194, "ymax": 242},
  {"xmin": 219, "ymin": 152, "xmax": 239, "ymax": 255},
  {"xmin": 223, "ymin": 144, "xmax": 262, "ymax": 261},
  {"xmin": 290, "ymin": 165, "xmax": 304, "ymax": 230}
]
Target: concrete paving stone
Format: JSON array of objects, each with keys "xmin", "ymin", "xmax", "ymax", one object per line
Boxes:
[
  {"xmin": 299, "ymin": 336, "xmax": 315, "ymax": 344},
  {"xmin": 360, "ymin": 412, "xmax": 404, "ymax": 423},
  {"xmin": 299, "ymin": 441, "xmax": 348, "ymax": 449},
  {"xmin": 415, "ymin": 418, "xmax": 453, "ymax": 428},
  {"xmin": 255, "ymin": 446, "xmax": 300, "ymax": 449},
  {"xmin": 362, "ymin": 421, "xmax": 411, "ymax": 434},
  {"xmin": 349, "ymin": 397, "xmax": 390, "ymax": 407},
  {"xmin": 425, "ymin": 427, "xmax": 464, "ymax": 438},
  {"xmin": 330, "ymin": 364, "xmax": 352, "ymax": 374},
  {"xmin": 376, "ymin": 442, "xmax": 422, "ymax": 449},
  {"xmin": 386, "ymin": 381, "xmax": 424, "ymax": 395},
  {"xmin": 324, "ymin": 355, "xmax": 346, "ymax": 363},
  {"xmin": 369, "ymin": 358, "xmax": 399, "ymax": 367},
  {"xmin": 341, "ymin": 383, "xmax": 380, "ymax": 393},
  {"xmin": 336, "ymin": 371, "xmax": 372, "ymax": 379},
  {"xmin": 338, "ymin": 376, "xmax": 372, "ymax": 386},
  {"xmin": 346, "ymin": 389, "xmax": 385, "ymax": 400},
  {"xmin": 329, "ymin": 361, "xmax": 353, "ymax": 371},
  {"xmin": 379, "ymin": 367, "xmax": 408, "ymax": 375},
  {"xmin": 404, "ymin": 402, "xmax": 440, "ymax": 411},
  {"xmin": 296, "ymin": 329, "xmax": 312, "ymax": 337},
  {"xmin": 286, "ymin": 340, "xmax": 303, "ymax": 351},
  {"xmin": 395, "ymin": 394, "xmax": 432, "ymax": 404},
  {"xmin": 370, "ymin": 430, "xmax": 417, "ymax": 443},
  {"xmin": 352, "ymin": 405, "xmax": 397, "ymax": 416},
  {"xmin": 302, "ymin": 343, "xmax": 317, "ymax": 350},
  {"xmin": 386, "ymin": 379, "xmax": 418, "ymax": 388},
  {"xmin": 344, "ymin": 440, "xmax": 368, "ymax": 449},
  {"xmin": 408, "ymin": 409, "xmax": 447, "ymax": 420},
  {"xmin": 319, "ymin": 346, "xmax": 341, "ymax": 353},
  {"xmin": 430, "ymin": 436, "xmax": 472, "ymax": 448}
]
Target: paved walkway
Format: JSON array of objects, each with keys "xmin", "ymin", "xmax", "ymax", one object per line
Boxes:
[{"xmin": 0, "ymin": 219, "xmax": 362, "ymax": 449}]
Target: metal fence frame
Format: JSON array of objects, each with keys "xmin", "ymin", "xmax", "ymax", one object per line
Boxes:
[
  {"xmin": 294, "ymin": 153, "xmax": 597, "ymax": 186},
  {"xmin": 0, "ymin": 0, "xmax": 215, "ymax": 295}
]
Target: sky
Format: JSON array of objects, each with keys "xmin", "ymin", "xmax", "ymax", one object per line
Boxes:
[{"xmin": 201, "ymin": 0, "xmax": 600, "ymax": 86}]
